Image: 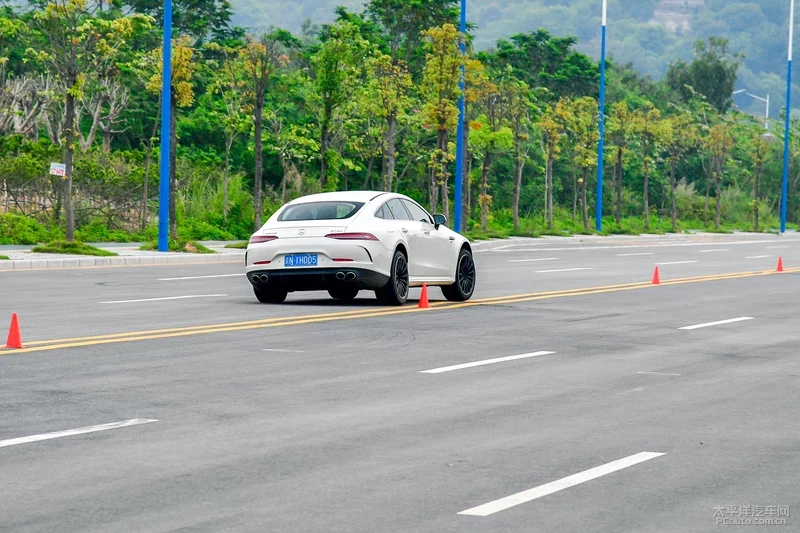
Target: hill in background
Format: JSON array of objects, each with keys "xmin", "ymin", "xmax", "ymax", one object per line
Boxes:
[{"xmin": 229, "ymin": 0, "xmax": 795, "ymax": 117}]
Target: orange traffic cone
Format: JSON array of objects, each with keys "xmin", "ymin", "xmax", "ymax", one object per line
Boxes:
[
  {"xmin": 5, "ymin": 313, "xmax": 22, "ymax": 349},
  {"xmin": 777, "ymin": 256, "xmax": 784, "ymax": 272},
  {"xmin": 651, "ymin": 266, "xmax": 660, "ymax": 285},
  {"xmin": 418, "ymin": 284, "xmax": 430, "ymax": 308}
]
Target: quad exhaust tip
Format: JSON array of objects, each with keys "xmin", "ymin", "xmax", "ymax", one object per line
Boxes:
[
  {"xmin": 345, "ymin": 271, "xmax": 356, "ymax": 280},
  {"xmin": 336, "ymin": 272, "xmax": 346, "ymax": 280},
  {"xmin": 254, "ymin": 274, "xmax": 268, "ymax": 283}
]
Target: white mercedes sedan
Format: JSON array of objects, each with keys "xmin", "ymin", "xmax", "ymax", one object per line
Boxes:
[{"xmin": 245, "ymin": 191, "xmax": 476, "ymax": 305}]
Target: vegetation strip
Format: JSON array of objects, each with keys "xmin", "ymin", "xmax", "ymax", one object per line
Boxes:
[{"xmin": 4, "ymin": 267, "xmax": 797, "ymax": 355}]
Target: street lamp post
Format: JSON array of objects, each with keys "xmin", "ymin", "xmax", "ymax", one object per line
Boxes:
[
  {"xmin": 158, "ymin": 0, "xmax": 172, "ymax": 252},
  {"xmin": 781, "ymin": 0, "xmax": 794, "ymax": 234},
  {"xmin": 733, "ymin": 89, "xmax": 770, "ymax": 130},
  {"xmin": 595, "ymin": 0, "xmax": 607, "ymax": 232},
  {"xmin": 453, "ymin": 0, "xmax": 466, "ymax": 233}
]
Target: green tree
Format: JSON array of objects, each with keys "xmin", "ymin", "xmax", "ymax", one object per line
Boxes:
[
  {"xmin": 502, "ymin": 73, "xmax": 536, "ymax": 231},
  {"xmin": 562, "ymin": 96, "xmax": 599, "ymax": 231},
  {"xmin": 31, "ymin": 0, "xmax": 150, "ymax": 241},
  {"xmin": 241, "ymin": 30, "xmax": 292, "ymax": 228},
  {"xmin": 633, "ymin": 102, "xmax": 667, "ymax": 229},
  {"xmin": 663, "ymin": 109, "xmax": 699, "ymax": 232},
  {"xmin": 607, "ymin": 101, "xmax": 636, "ymax": 224},
  {"xmin": 666, "ymin": 37, "xmax": 741, "ymax": 114},
  {"xmin": 421, "ymin": 23, "xmax": 462, "ymax": 216},
  {"xmin": 311, "ymin": 20, "xmax": 370, "ymax": 190},
  {"xmin": 705, "ymin": 121, "xmax": 734, "ymax": 229},
  {"xmin": 538, "ymin": 99, "xmax": 567, "ymax": 230}
]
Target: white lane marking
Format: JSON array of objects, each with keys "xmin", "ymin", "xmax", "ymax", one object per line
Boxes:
[
  {"xmin": 458, "ymin": 452, "xmax": 666, "ymax": 517},
  {"xmin": 617, "ymin": 253, "xmax": 654, "ymax": 257},
  {"xmin": 420, "ymin": 351, "xmax": 555, "ymax": 374},
  {"xmin": 766, "ymin": 246, "xmax": 789, "ymax": 249},
  {"xmin": 99, "ymin": 294, "xmax": 227, "ymax": 304},
  {"xmin": 656, "ymin": 261, "xmax": 698, "ymax": 265},
  {"xmin": 0, "ymin": 419, "xmax": 158, "ymax": 448},
  {"xmin": 158, "ymin": 273, "xmax": 241, "ymax": 281},
  {"xmin": 535, "ymin": 268, "xmax": 593, "ymax": 273},
  {"xmin": 698, "ymin": 249, "xmax": 730, "ymax": 253},
  {"xmin": 477, "ymin": 239, "xmax": 800, "ymax": 253},
  {"xmin": 678, "ymin": 317, "xmax": 754, "ymax": 330},
  {"xmin": 638, "ymin": 371, "xmax": 682, "ymax": 376},
  {"xmin": 746, "ymin": 255, "xmax": 771, "ymax": 259},
  {"xmin": 262, "ymin": 348, "xmax": 306, "ymax": 353},
  {"xmin": 508, "ymin": 258, "xmax": 559, "ymax": 263}
]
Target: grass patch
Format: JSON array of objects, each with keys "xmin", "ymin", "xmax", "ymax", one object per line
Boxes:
[
  {"xmin": 140, "ymin": 239, "xmax": 216, "ymax": 254},
  {"xmin": 0, "ymin": 255, "xmax": 9, "ymax": 260},
  {"xmin": 224, "ymin": 241, "xmax": 248, "ymax": 249},
  {"xmin": 31, "ymin": 241, "xmax": 117, "ymax": 256}
]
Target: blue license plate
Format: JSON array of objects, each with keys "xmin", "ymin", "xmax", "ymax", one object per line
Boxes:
[{"xmin": 284, "ymin": 253, "xmax": 318, "ymax": 267}]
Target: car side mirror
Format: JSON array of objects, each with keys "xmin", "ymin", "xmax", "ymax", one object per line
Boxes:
[{"xmin": 433, "ymin": 214, "xmax": 447, "ymax": 229}]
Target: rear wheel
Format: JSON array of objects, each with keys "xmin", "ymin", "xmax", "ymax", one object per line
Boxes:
[
  {"xmin": 441, "ymin": 248, "xmax": 476, "ymax": 302},
  {"xmin": 376, "ymin": 249, "xmax": 409, "ymax": 306},
  {"xmin": 328, "ymin": 286, "xmax": 359, "ymax": 300},
  {"xmin": 254, "ymin": 285, "xmax": 287, "ymax": 304}
]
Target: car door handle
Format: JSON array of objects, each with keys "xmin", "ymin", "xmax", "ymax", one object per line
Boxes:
[
  {"xmin": 423, "ymin": 230, "xmax": 431, "ymax": 235},
  {"xmin": 449, "ymin": 236, "xmax": 455, "ymax": 241},
  {"xmin": 401, "ymin": 228, "xmax": 408, "ymax": 234}
]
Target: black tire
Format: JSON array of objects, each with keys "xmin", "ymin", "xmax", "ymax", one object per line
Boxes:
[
  {"xmin": 254, "ymin": 285, "xmax": 287, "ymax": 303},
  {"xmin": 441, "ymin": 247, "xmax": 476, "ymax": 302},
  {"xmin": 328, "ymin": 286, "xmax": 359, "ymax": 300},
  {"xmin": 376, "ymin": 249, "xmax": 409, "ymax": 306}
]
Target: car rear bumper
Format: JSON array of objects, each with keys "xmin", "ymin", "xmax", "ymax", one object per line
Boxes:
[{"xmin": 247, "ymin": 267, "xmax": 390, "ymax": 292}]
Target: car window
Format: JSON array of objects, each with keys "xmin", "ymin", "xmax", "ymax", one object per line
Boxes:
[
  {"xmin": 402, "ymin": 200, "xmax": 433, "ymax": 224},
  {"xmin": 384, "ymin": 199, "xmax": 411, "ymax": 220},
  {"xmin": 375, "ymin": 204, "xmax": 390, "ymax": 219},
  {"xmin": 278, "ymin": 201, "xmax": 365, "ymax": 221}
]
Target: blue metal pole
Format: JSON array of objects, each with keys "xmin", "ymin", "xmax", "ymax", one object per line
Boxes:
[
  {"xmin": 158, "ymin": 0, "xmax": 172, "ymax": 251},
  {"xmin": 781, "ymin": 0, "xmax": 794, "ymax": 234},
  {"xmin": 595, "ymin": 0, "xmax": 607, "ymax": 233},
  {"xmin": 453, "ymin": 0, "xmax": 466, "ymax": 232}
]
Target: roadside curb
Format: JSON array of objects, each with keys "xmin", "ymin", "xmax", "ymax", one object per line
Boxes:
[{"xmin": 0, "ymin": 252, "xmax": 244, "ymax": 271}]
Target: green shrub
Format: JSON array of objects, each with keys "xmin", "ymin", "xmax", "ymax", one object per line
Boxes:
[
  {"xmin": 0, "ymin": 255, "xmax": 9, "ymax": 260},
  {"xmin": 32, "ymin": 241, "xmax": 117, "ymax": 256},
  {"xmin": 0, "ymin": 213, "xmax": 59, "ymax": 245}
]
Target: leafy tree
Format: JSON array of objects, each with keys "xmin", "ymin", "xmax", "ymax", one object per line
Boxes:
[
  {"xmin": 562, "ymin": 96, "xmax": 599, "ymax": 230},
  {"xmin": 30, "ymin": 0, "xmax": 150, "ymax": 240},
  {"xmin": 123, "ymin": 0, "xmax": 237, "ymax": 42},
  {"xmin": 705, "ymin": 121, "xmax": 734, "ymax": 229},
  {"xmin": 240, "ymin": 30, "xmax": 291, "ymax": 228},
  {"xmin": 501, "ymin": 73, "xmax": 536, "ymax": 231},
  {"xmin": 666, "ymin": 37, "xmax": 741, "ymax": 114},
  {"xmin": 310, "ymin": 20, "xmax": 370, "ymax": 190},
  {"xmin": 662, "ymin": 109, "xmax": 699, "ymax": 232},
  {"xmin": 538, "ymin": 99, "xmax": 567, "ymax": 229},
  {"xmin": 633, "ymin": 102, "xmax": 667, "ymax": 229},
  {"xmin": 147, "ymin": 36, "xmax": 195, "ymax": 238},
  {"xmin": 207, "ymin": 41, "xmax": 249, "ymax": 220},
  {"xmin": 365, "ymin": 53, "xmax": 413, "ymax": 191},
  {"xmin": 421, "ymin": 23, "xmax": 461, "ymax": 216},
  {"xmin": 607, "ymin": 101, "xmax": 636, "ymax": 224}
]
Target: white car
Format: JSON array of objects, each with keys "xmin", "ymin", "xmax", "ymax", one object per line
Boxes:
[{"xmin": 245, "ymin": 191, "xmax": 476, "ymax": 305}]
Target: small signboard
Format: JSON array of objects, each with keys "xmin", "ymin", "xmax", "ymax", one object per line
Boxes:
[{"xmin": 49, "ymin": 162, "xmax": 66, "ymax": 177}]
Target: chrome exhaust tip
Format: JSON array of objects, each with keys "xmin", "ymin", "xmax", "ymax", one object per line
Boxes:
[
  {"xmin": 259, "ymin": 274, "xmax": 269, "ymax": 283},
  {"xmin": 345, "ymin": 271, "xmax": 356, "ymax": 280},
  {"xmin": 336, "ymin": 272, "xmax": 346, "ymax": 280}
]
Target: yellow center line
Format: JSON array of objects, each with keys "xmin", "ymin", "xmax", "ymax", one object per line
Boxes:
[{"xmin": 3, "ymin": 267, "xmax": 798, "ymax": 355}]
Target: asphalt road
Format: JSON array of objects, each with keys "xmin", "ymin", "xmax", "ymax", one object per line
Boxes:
[{"xmin": 1, "ymin": 234, "xmax": 799, "ymax": 532}]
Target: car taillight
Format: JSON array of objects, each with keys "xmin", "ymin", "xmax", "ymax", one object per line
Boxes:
[
  {"xmin": 249, "ymin": 235, "xmax": 278, "ymax": 244},
  {"xmin": 325, "ymin": 232, "xmax": 378, "ymax": 241}
]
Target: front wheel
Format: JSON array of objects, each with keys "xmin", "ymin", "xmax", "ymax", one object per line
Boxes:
[
  {"xmin": 254, "ymin": 285, "xmax": 287, "ymax": 304},
  {"xmin": 441, "ymin": 248, "xmax": 476, "ymax": 302},
  {"xmin": 376, "ymin": 249, "xmax": 409, "ymax": 306}
]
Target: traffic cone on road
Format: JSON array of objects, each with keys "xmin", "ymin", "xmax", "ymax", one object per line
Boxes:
[
  {"xmin": 5, "ymin": 313, "xmax": 22, "ymax": 349},
  {"xmin": 777, "ymin": 256, "xmax": 784, "ymax": 272},
  {"xmin": 418, "ymin": 284, "xmax": 430, "ymax": 308},
  {"xmin": 651, "ymin": 266, "xmax": 661, "ymax": 285}
]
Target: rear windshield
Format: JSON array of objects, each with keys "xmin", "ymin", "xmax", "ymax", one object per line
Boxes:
[{"xmin": 278, "ymin": 201, "xmax": 365, "ymax": 221}]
